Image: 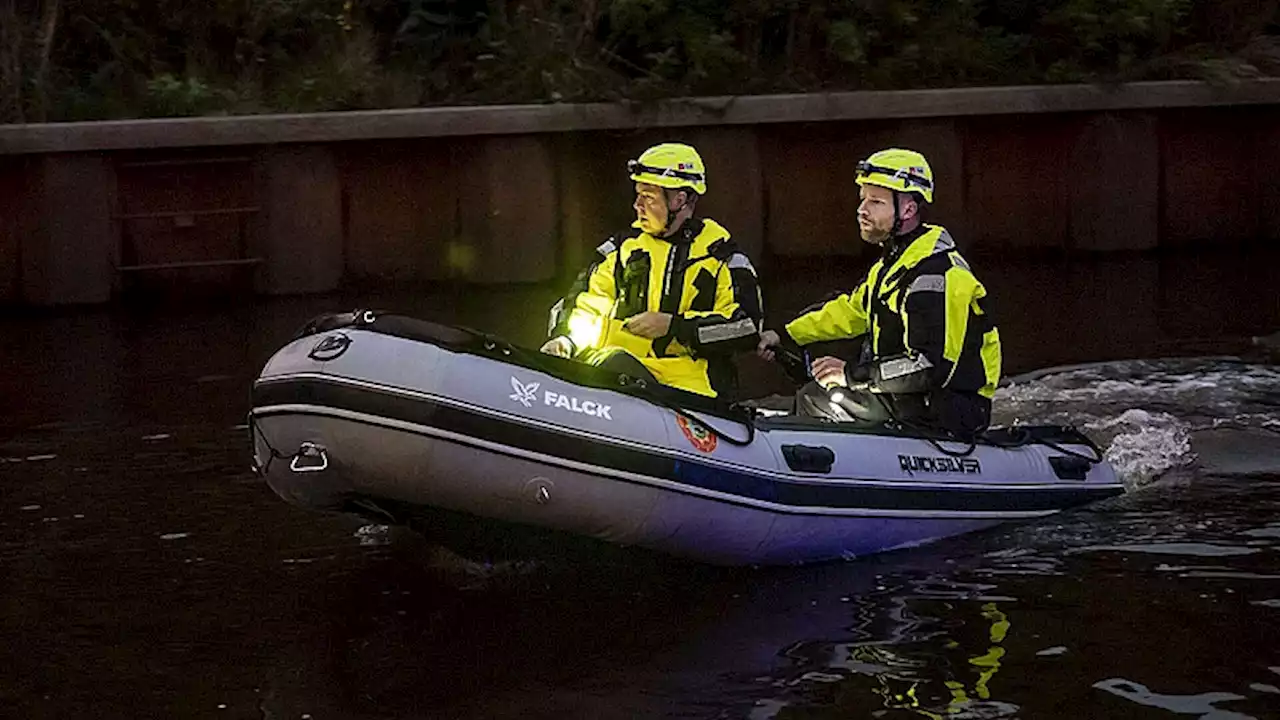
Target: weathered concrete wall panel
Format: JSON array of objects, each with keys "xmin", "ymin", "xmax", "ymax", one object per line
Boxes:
[
  {"xmin": 963, "ymin": 116, "xmax": 1073, "ymax": 251},
  {"xmin": 455, "ymin": 136, "xmax": 558, "ymax": 283},
  {"xmin": 114, "ymin": 154, "xmax": 256, "ymax": 286},
  {"xmin": 760, "ymin": 126, "xmax": 868, "ymax": 258},
  {"xmin": 895, "ymin": 119, "xmax": 967, "ymax": 243},
  {"xmin": 2, "ymin": 81, "xmax": 1278, "ymax": 307},
  {"xmin": 984, "ymin": 257, "xmax": 1161, "ymax": 371},
  {"xmin": 1257, "ymin": 107, "xmax": 1280, "ymax": 242},
  {"xmin": 21, "ymin": 155, "xmax": 114, "ymax": 305},
  {"xmin": 1159, "ymin": 109, "xmax": 1257, "ymax": 245},
  {"xmin": 336, "ymin": 140, "xmax": 456, "ymax": 283},
  {"xmin": 4, "ymin": 80, "xmax": 1276, "ymax": 155},
  {"xmin": 0, "ymin": 158, "xmax": 30, "ymax": 303},
  {"xmin": 1068, "ymin": 112, "xmax": 1159, "ymax": 252},
  {"xmin": 553, "ymin": 132, "xmax": 627, "ymax": 280},
  {"xmin": 256, "ymin": 146, "xmax": 343, "ymax": 295}
]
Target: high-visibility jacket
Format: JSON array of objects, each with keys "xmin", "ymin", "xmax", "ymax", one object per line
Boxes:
[
  {"xmin": 549, "ymin": 218, "xmax": 763, "ymax": 398},
  {"xmin": 784, "ymin": 224, "xmax": 1001, "ymax": 399}
]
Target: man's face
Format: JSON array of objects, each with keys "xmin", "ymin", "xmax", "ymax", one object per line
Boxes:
[
  {"xmin": 634, "ymin": 182, "xmax": 673, "ymax": 235},
  {"xmin": 856, "ymin": 183, "xmax": 900, "ymax": 245}
]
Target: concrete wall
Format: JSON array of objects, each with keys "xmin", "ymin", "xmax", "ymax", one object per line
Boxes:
[
  {"xmin": 21, "ymin": 155, "xmax": 115, "ymax": 305},
  {"xmin": 335, "ymin": 139, "xmax": 456, "ymax": 284},
  {"xmin": 964, "ymin": 115, "xmax": 1074, "ymax": 252},
  {"xmin": 0, "ymin": 157, "xmax": 29, "ymax": 303},
  {"xmin": 0, "ymin": 80, "xmax": 1277, "ymax": 306},
  {"xmin": 1068, "ymin": 112, "xmax": 1160, "ymax": 252},
  {"xmin": 1263, "ymin": 109, "xmax": 1280, "ymax": 242},
  {"xmin": 454, "ymin": 135, "xmax": 559, "ymax": 284},
  {"xmin": 111, "ymin": 151, "xmax": 258, "ymax": 297},
  {"xmin": 256, "ymin": 145, "xmax": 344, "ymax": 295},
  {"xmin": 335, "ymin": 135, "xmax": 559, "ymax": 286},
  {"xmin": 1160, "ymin": 108, "xmax": 1259, "ymax": 246}
]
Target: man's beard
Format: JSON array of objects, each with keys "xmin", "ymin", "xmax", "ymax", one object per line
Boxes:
[{"xmin": 860, "ymin": 224, "xmax": 889, "ymax": 245}]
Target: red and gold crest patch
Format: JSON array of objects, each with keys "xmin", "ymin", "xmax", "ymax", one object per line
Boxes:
[{"xmin": 676, "ymin": 415, "xmax": 717, "ymax": 453}]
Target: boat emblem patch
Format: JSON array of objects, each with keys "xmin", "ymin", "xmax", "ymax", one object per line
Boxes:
[
  {"xmin": 677, "ymin": 416, "xmax": 717, "ymax": 453},
  {"xmin": 308, "ymin": 333, "xmax": 351, "ymax": 361}
]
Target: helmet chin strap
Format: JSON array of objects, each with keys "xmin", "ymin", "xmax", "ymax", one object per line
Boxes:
[
  {"xmin": 890, "ymin": 192, "xmax": 902, "ymax": 239},
  {"xmin": 661, "ymin": 190, "xmax": 689, "ymax": 237}
]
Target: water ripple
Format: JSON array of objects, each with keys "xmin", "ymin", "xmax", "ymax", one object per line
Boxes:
[
  {"xmin": 1093, "ymin": 678, "xmax": 1255, "ymax": 719},
  {"xmin": 1070, "ymin": 542, "xmax": 1260, "ymax": 557}
]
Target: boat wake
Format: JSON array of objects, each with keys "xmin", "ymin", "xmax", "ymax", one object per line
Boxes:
[{"xmin": 995, "ymin": 358, "xmax": 1280, "ymax": 489}]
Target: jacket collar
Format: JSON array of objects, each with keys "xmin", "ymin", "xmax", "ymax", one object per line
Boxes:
[
  {"xmin": 632, "ymin": 217, "xmax": 704, "ymax": 244},
  {"xmin": 883, "ymin": 223, "xmax": 929, "ymax": 261}
]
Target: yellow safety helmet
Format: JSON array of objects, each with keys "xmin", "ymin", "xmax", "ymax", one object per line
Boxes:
[
  {"xmin": 855, "ymin": 148, "xmax": 934, "ymax": 204},
  {"xmin": 628, "ymin": 143, "xmax": 707, "ymax": 196}
]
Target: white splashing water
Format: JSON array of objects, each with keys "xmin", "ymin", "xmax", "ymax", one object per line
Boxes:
[
  {"xmin": 354, "ymin": 524, "xmax": 391, "ymax": 547},
  {"xmin": 1085, "ymin": 409, "xmax": 1196, "ymax": 489},
  {"xmin": 995, "ymin": 359, "xmax": 1280, "ymax": 489}
]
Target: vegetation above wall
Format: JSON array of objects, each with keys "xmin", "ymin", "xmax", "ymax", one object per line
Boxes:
[{"xmin": 1, "ymin": 0, "xmax": 1277, "ymax": 123}]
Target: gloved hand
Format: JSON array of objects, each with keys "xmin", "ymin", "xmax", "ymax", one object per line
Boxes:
[
  {"xmin": 756, "ymin": 329, "xmax": 781, "ymax": 361},
  {"xmin": 847, "ymin": 362, "xmax": 873, "ymax": 383},
  {"xmin": 540, "ymin": 336, "xmax": 575, "ymax": 358}
]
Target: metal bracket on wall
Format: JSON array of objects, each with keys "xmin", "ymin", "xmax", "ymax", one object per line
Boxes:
[{"xmin": 111, "ymin": 155, "xmax": 263, "ymax": 277}]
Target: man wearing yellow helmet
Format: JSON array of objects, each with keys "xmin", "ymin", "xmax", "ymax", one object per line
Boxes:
[
  {"xmin": 541, "ymin": 142, "xmax": 764, "ymax": 399},
  {"xmin": 757, "ymin": 148, "xmax": 1002, "ymax": 437}
]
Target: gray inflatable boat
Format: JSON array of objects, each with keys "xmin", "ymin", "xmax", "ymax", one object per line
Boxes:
[{"xmin": 249, "ymin": 310, "xmax": 1124, "ymax": 567}]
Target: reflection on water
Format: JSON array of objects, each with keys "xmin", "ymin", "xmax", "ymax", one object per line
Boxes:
[
  {"xmin": 1, "ymin": 251, "xmax": 1279, "ymax": 718},
  {"xmin": 739, "ymin": 476, "xmax": 1280, "ymax": 720},
  {"xmin": 770, "ymin": 595, "xmax": 1019, "ymax": 719}
]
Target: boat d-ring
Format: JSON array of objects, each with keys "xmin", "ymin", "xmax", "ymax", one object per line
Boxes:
[{"xmin": 290, "ymin": 442, "xmax": 329, "ymax": 473}]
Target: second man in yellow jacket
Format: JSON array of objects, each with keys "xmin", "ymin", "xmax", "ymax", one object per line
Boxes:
[{"xmin": 757, "ymin": 148, "xmax": 1002, "ymax": 437}]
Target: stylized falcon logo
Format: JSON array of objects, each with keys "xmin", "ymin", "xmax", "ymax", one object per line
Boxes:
[{"xmin": 509, "ymin": 377, "xmax": 540, "ymax": 408}]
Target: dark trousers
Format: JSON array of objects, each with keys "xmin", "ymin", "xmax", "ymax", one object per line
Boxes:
[
  {"xmin": 588, "ymin": 348, "xmax": 660, "ymax": 387},
  {"xmin": 795, "ymin": 382, "xmax": 991, "ymax": 438}
]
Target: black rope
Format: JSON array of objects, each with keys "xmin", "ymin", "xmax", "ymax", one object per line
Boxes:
[
  {"xmin": 247, "ymin": 412, "xmax": 301, "ymax": 475},
  {"xmin": 616, "ymin": 374, "xmax": 757, "ymax": 447},
  {"xmin": 834, "ymin": 381, "xmax": 1106, "ymax": 464},
  {"xmin": 1036, "ymin": 435, "xmax": 1105, "ymax": 464},
  {"xmin": 979, "ymin": 425, "xmax": 1033, "ymax": 448},
  {"xmin": 866, "ymin": 390, "xmax": 979, "ymax": 458}
]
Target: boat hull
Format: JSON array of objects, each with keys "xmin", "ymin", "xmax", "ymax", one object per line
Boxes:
[{"xmin": 249, "ymin": 313, "xmax": 1126, "ymax": 567}]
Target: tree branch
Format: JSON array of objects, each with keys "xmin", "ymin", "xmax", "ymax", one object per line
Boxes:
[{"xmin": 32, "ymin": 0, "xmax": 60, "ymax": 121}]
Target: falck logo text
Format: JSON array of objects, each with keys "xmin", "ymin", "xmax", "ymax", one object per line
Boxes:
[{"xmin": 509, "ymin": 377, "xmax": 612, "ymax": 420}]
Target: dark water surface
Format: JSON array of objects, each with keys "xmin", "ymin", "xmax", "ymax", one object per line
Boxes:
[{"xmin": 2, "ymin": 250, "xmax": 1279, "ymax": 719}]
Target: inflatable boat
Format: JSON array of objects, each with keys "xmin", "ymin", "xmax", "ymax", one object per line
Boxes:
[{"xmin": 248, "ymin": 310, "xmax": 1124, "ymax": 567}]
